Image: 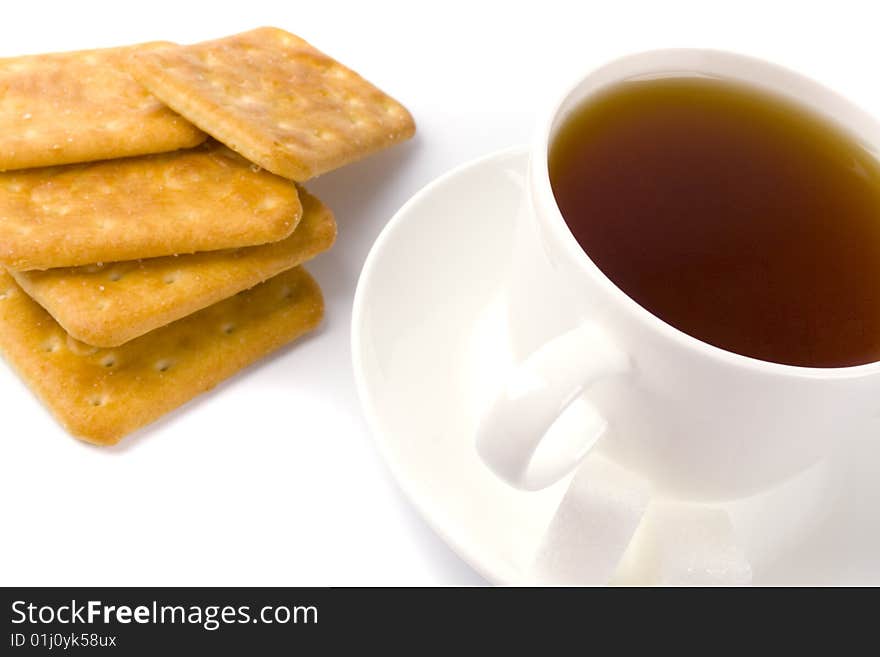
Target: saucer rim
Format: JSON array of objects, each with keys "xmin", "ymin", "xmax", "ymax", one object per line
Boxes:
[{"xmin": 351, "ymin": 146, "xmax": 529, "ymax": 585}]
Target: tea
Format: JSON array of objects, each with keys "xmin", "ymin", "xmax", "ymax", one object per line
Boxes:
[{"xmin": 549, "ymin": 77, "xmax": 880, "ymax": 367}]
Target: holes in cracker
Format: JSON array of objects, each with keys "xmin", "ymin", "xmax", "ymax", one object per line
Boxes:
[
  {"xmin": 43, "ymin": 338, "xmax": 61, "ymax": 353},
  {"xmin": 101, "ymin": 354, "xmax": 118, "ymax": 369},
  {"xmin": 280, "ymin": 285, "xmax": 294, "ymax": 301},
  {"xmin": 164, "ymin": 273, "xmax": 180, "ymax": 285},
  {"xmin": 221, "ymin": 322, "xmax": 236, "ymax": 336},
  {"xmin": 155, "ymin": 359, "xmax": 174, "ymax": 373},
  {"xmin": 0, "ymin": 288, "xmax": 10, "ymax": 301},
  {"xmin": 108, "ymin": 270, "xmax": 123, "ymax": 282},
  {"xmin": 88, "ymin": 395, "xmax": 108, "ymax": 408}
]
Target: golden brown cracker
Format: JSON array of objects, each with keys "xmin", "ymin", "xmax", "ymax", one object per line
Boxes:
[
  {"xmin": 0, "ymin": 42, "xmax": 206, "ymax": 171},
  {"xmin": 13, "ymin": 188, "xmax": 336, "ymax": 347},
  {"xmin": 0, "ymin": 142, "xmax": 303, "ymax": 270},
  {"xmin": 0, "ymin": 267, "xmax": 323, "ymax": 445},
  {"xmin": 128, "ymin": 27, "xmax": 415, "ymax": 180}
]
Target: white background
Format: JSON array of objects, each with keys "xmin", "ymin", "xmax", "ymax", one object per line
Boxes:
[{"xmin": 1, "ymin": 0, "xmax": 879, "ymax": 585}]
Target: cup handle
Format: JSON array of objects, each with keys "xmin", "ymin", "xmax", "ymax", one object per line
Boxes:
[{"xmin": 476, "ymin": 321, "xmax": 629, "ymax": 490}]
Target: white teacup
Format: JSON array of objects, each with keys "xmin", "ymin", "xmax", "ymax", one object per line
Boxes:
[{"xmin": 476, "ymin": 49, "xmax": 880, "ymax": 501}]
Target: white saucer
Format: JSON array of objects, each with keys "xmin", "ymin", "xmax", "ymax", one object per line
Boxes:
[{"xmin": 352, "ymin": 147, "xmax": 880, "ymax": 585}]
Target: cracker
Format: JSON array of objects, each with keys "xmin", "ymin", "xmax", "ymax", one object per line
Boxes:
[
  {"xmin": 13, "ymin": 188, "xmax": 335, "ymax": 347},
  {"xmin": 0, "ymin": 142, "xmax": 303, "ymax": 270},
  {"xmin": 0, "ymin": 42, "xmax": 206, "ymax": 171},
  {"xmin": 0, "ymin": 267, "xmax": 322, "ymax": 445},
  {"xmin": 128, "ymin": 27, "xmax": 415, "ymax": 181}
]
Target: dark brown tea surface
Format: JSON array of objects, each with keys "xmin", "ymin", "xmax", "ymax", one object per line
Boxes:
[{"xmin": 549, "ymin": 77, "xmax": 880, "ymax": 367}]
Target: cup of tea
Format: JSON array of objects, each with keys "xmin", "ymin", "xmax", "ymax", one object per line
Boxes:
[{"xmin": 476, "ymin": 49, "xmax": 880, "ymax": 501}]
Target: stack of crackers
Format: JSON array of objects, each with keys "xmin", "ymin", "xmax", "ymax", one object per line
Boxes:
[{"xmin": 0, "ymin": 27, "xmax": 414, "ymax": 445}]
